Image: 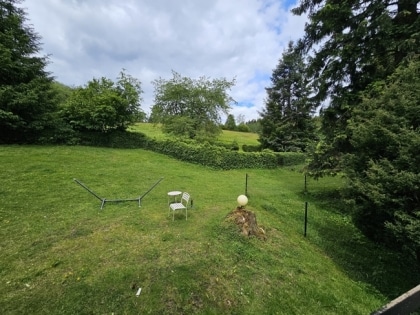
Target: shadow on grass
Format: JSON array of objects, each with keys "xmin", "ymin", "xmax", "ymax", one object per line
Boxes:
[{"xmin": 303, "ymin": 189, "xmax": 420, "ymax": 300}]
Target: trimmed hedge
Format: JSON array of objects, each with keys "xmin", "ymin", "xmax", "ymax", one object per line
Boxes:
[
  {"xmin": 79, "ymin": 130, "xmax": 148, "ymax": 148},
  {"xmin": 144, "ymin": 139, "xmax": 281, "ymax": 169},
  {"xmin": 280, "ymin": 152, "xmax": 308, "ymax": 166},
  {"xmin": 242, "ymin": 144, "xmax": 262, "ymax": 152},
  {"xmin": 80, "ymin": 131, "xmax": 306, "ymax": 169}
]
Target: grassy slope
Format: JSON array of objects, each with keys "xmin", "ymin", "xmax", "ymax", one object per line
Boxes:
[
  {"xmin": 128, "ymin": 123, "xmax": 169, "ymax": 140},
  {"xmin": 0, "ymin": 145, "xmax": 418, "ymax": 314},
  {"xmin": 128, "ymin": 123, "xmax": 260, "ymax": 148},
  {"xmin": 216, "ymin": 129, "xmax": 259, "ymax": 147}
]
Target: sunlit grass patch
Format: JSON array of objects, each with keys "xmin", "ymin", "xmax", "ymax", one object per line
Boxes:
[
  {"xmin": 129, "ymin": 122, "xmax": 260, "ymax": 149},
  {"xmin": 0, "ymin": 145, "xmax": 418, "ymax": 314}
]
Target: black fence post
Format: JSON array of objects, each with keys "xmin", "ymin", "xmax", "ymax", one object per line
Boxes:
[
  {"xmin": 304, "ymin": 202, "xmax": 308, "ymax": 237},
  {"xmin": 245, "ymin": 173, "xmax": 248, "ymax": 197}
]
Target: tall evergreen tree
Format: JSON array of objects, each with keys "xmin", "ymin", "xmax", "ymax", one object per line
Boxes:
[
  {"xmin": 343, "ymin": 57, "xmax": 420, "ymax": 261},
  {"xmin": 0, "ymin": 0, "xmax": 56, "ymax": 143},
  {"xmin": 292, "ymin": 0, "xmax": 419, "ymax": 175},
  {"xmin": 259, "ymin": 41, "xmax": 318, "ymax": 152},
  {"xmin": 293, "ymin": 0, "xmax": 420, "ymax": 260},
  {"xmin": 224, "ymin": 114, "xmax": 236, "ymax": 131}
]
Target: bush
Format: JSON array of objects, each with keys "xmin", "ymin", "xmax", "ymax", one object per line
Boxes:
[
  {"xmin": 142, "ymin": 137, "xmax": 303, "ymax": 169},
  {"xmin": 281, "ymin": 152, "xmax": 307, "ymax": 166},
  {"xmin": 216, "ymin": 140, "xmax": 239, "ymax": 151},
  {"xmin": 237, "ymin": 123, "xmax": 250, "ymax": 132},
  {"xmin": 78, "ymin": 130, "xmax": 306, "ymax": 169},
  {"xmin": 242, "ymin": 144, "xmax": 262, "ymax": 152},
  {"xmin": 37, "ymin": 118, "xmax": 81, "ymax": 145},
  {"xmin": 79, "ymin": 130, "xmax": 148, "ymax": 148}
]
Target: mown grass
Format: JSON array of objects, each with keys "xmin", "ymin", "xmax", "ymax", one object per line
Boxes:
[
  {"xmin": 215, "ymin": 129, "xmax": 259, "ymax": 148},
  {"xmin": 1, "ymin": 145, "xmax": 418, "ymax": 314},
  {"xmin": 128, "ymin": 123, "xmax": 169, "ymax": 140},
  {"xmin": 128, "ymin": 123, "xmax": 260, "ymax": 149}
]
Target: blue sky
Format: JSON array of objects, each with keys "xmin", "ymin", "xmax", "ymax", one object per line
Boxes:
[{"xmin": 22, "ymin": 0, "xmax": 307, "ymax": 121}]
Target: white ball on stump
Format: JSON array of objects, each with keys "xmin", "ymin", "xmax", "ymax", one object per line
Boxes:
[{"xmin": 237, "ymin": 195, "xmax": 248, "ymax": 207}]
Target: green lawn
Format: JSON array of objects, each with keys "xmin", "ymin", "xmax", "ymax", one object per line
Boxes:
[
  {"xmin": 128, "ymin": 122, "xmax": 260, "ymax": 148},
  {"xmin": 128, "ymin": 123, "xmax": 169, "ymax": 140},
  {"xmin": 216, "ymin": 129, "xmax": 259, "ymax": 147},
  {"xmin": 1, "ymin": 145, "xmax": 418, "ymax": 314}
]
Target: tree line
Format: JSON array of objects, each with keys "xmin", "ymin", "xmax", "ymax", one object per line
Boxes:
[
  {"xmin": 259, "ymin": 0, "xmax": 419, "ymax": 263},
  {"xmin": 0, "ymin": 0, "xmax": 239, "ymax": 144},
  {"xmin": 1, "ymin": 0, "xmax": 419, "ymax": 262}
]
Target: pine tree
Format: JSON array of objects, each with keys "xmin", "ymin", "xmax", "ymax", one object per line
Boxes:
[
  {"xmin": 292, "ymin": 0, "xmax": 420, "ymax": 175},
  {"xmin": 343, "ymin": 57, "xmax": 420, "ymax": 261},
  {"xmin": 293, "ymin": 0, "xmax": 420, "ymax": 260},
  {"xmin": 224, "ymin": 114, "xmax": 236, "ymax": 131},
  {"xmin": 259, "ymin": 41, "xmax": 318, "ymax": 152},
  {"xmin": 0, "ymin": 0, "xmax": 56, "ymax": 143}
]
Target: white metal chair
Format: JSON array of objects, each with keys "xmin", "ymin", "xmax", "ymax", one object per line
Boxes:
[{"xmin": 169, "ymin": 192, "xmax": 190, "ymax": 220}]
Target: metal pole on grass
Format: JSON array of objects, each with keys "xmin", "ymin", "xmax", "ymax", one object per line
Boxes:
[
  {"xmin": 138, "ymin": 177, "xmax": 164, "ymax": 207},
  {"xmin": 304, "ymin": 202, "xmax": 308, "ymax": 237},
  {"xmin": 73, "ymin": 178, "xmax": 104, "ymax": 201},
  {"xmin": 245, "ymin": 173, "xmax": 248, "ymax": 197}
]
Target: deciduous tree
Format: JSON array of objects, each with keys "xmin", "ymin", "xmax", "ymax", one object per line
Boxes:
[
  {"xmin": 62, "ymin": 71, "xmax": 143, "ymax": 132},
  {"xmin": 151, "ymin": 71, "xmax": 236, "ymax": 140}
]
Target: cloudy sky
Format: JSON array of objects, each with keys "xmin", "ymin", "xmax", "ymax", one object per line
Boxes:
[{"xmin": 21, "ymin": 0, "xmax": 307, "ymax": 121}]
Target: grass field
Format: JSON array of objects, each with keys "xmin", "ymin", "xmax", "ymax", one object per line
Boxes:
[
  {"xmin": 1, "ymin": 145, "xmax": 419, "ymax": 314},
  {"xmin": 128, "ymin": 123, "xmax": 169, "ymax": 140},
  {"xmin": 128, "ymin": 123, "xmax": 260, "ymax": 149}
]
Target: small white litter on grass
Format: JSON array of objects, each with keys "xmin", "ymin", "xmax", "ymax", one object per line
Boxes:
[{"xmin": 136, "ymin": 288, "xmax": 142, "ymax": 297}]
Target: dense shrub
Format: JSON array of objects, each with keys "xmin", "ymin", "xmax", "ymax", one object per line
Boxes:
[
  {"xmin": 79, "ymin": 130, "xmax": 148, "ymax": 148},
  {"xmin": 242, "ymin": 144, "xmax": 262, "ymax": 152},
  {"xmin": 281, "ymin": 152, "xmax": 307, "ymax": 166},
  {"xmin": 236, "ymin": 123, "xmax": 250, "ymax": 132},
  {"xmin": 79, "ymin": 131, "xmax": 306, "ymax": 169},
  {"xmin": 140, "ymin": 134, "xmax": 305, "ymax": 169},
  {"xmin": 216, "ymin": 140, "xmax": 239, "ymax": 151}
]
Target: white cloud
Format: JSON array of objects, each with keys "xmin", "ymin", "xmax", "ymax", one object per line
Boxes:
[{"xmin": 22, "ymin": 0, "xmax": 306, "ymax": 121}]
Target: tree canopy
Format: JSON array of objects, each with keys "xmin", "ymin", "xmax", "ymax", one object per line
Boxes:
[
  {"xmin": 291, "ymin": 0, "xmax": 420, "ymax": 261},
  {"xmin": 293, "ymin": 0, "xmax": 420, "ymax": 175},
  {"xmin": 0, "ymin": 0, "xmax": 56, "ymax": 143},
  {"xmin": 343, "ymin": 57, "xmax": 420, "ymax": 260},
  {"xmin": 150, "ymin": 71, "xmax": 236, "ymax": 140},
  {"xmin": 224, "ymin": 114, "xmax": 237, "ymax": 131},
  {"xmin": 61, "ymin": 71, "xmax": 144, "ymax": 133},
  {"xmin": 259, "ymin": 41, "xmax": 318, "ymax": 152}
]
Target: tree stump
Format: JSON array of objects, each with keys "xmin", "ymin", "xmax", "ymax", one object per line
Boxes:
[{"xmin": 225, "ymin": 207, "xmax": 266, "ymax": 240}]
